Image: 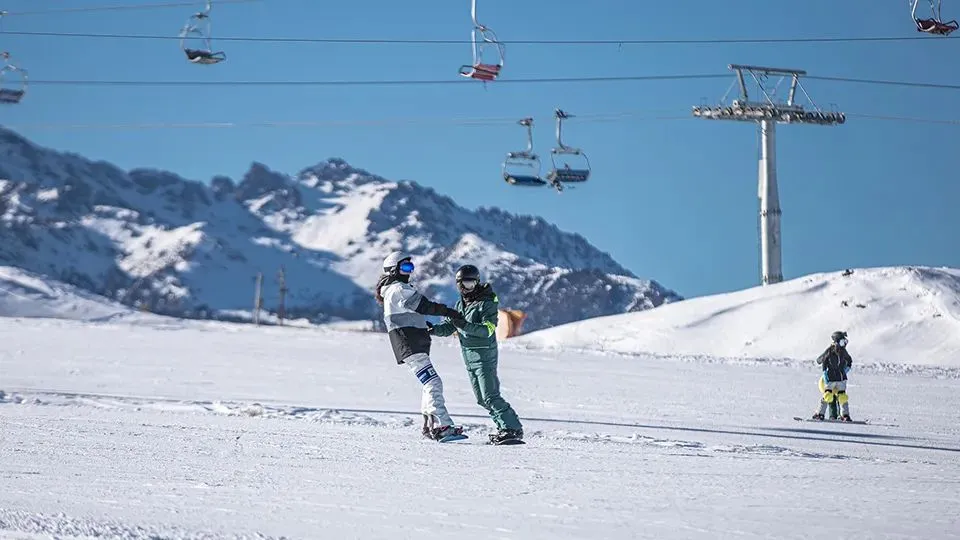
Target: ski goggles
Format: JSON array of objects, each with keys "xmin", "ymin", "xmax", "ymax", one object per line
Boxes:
[
  {"xmin": 838, "ymin": 338, "xmax": 848, "ymax": 347},
  {"xmin": 457, "ymin": 278, "xmax": 478, "ymax": 290},
  {"xmin": 398, "ymin": 260, "xmax": 415, "ymax": 274}
]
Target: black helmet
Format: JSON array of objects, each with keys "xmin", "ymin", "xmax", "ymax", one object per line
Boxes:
[
  {"xmin": 455, "ymin": 264, "xmax": 481, "ymax": 294},
  {"xmin": 831, "ymin": 331, "xmax": 848, "ymax": 346}
]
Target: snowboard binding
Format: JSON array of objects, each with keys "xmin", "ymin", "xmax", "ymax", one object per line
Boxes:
[
  {"xmin": 488, "ymin": 428, "xmax": 525, "ymax": 445},
  {"xmin": 422, "ymin": 414, "xmax": 468, "ymax": 443}
]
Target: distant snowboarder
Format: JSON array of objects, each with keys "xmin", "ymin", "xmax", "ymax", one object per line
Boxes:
[
  {"xmin": 429, "ymin": 264, "xmax": 524, "ymax": 444},
  {"xmin": 375, "ymin": 252, "xmax": 466, "ymax": 441},
  {"xmin": 811, "ymin": 331, "xmax": 854, "ymax": 422}
]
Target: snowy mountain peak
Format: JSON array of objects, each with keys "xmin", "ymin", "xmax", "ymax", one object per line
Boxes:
[
  {"xmin": 297, "ymin": 157, "xmax": 383, "ymax": 186},
  {"xmin": 0, "ymin": 127, "xmax": 681, "ymax": 331},
  {"xmin": 235, "ymin": 162, "xmax": 298, "ymax": 206}
]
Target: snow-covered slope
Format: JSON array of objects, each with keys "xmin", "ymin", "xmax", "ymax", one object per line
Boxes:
[
  {"xmin": 1, "ymin": 314, "xmax": 957, "ymax": 539},
  {"xmin": 0, "ymin": 265, "xmax": 162, "ymax": 323},
  {"xmin": 515, "ymin": 266, "xmax": 960, "ymax": 368},
  {"xmin": 0, "ymin": 127, "xmax": 680, "ymax": 331}
]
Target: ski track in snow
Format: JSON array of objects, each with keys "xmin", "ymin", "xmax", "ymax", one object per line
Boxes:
[
  {"xmin": 0, "ymin": 508, "xmax": 284, "ymax": 540},
  {"xmin": 0, "ymin": 388, "xmax": 946, "ymax": 466},
  {"xmin": 1, "ymin": 317, "xmax": 960, "ymax": 539}
]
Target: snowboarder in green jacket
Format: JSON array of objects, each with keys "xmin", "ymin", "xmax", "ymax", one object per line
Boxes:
[{"xmin": 428, "ymin": 264, "xmax": 524, "ymax": 444}]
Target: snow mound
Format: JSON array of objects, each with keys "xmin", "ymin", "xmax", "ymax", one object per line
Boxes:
[
  {"xmin": 0, "ymin": 266, "xmax": 160, "ymax": 323},
  {"xmin": 515, "ymin": 266, "xmax": 960, "ymax": 368}
]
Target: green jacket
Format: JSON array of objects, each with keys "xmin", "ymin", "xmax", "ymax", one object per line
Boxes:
[{"xmin": 431, "ymin": 283, "xmax": 499, "ymax": 351}]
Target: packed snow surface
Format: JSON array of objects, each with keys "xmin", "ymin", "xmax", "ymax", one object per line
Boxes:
[
  {"xmin": 1, "ymin": 309, "xmax": 958, "ymax": 538},
  {"xmin": 517, "ymin": 266, "xmax": 960, "ymax": 368}
]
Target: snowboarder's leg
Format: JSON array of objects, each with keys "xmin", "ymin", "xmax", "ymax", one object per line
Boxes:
[
  {"xmin": 813, "ymin": 376, "xmax": 827, "ymax": 418},
  {"xmin": 467, "ymin": 350, "xmax": 522, "ymax": 434},
  {"xmin": 820, "ymin": 376, "xmax": 839, "ymax": 418},
  {"xmin": 836, "ymin": 381, "xmax": 851, "ymax": 419},
  {"xmin": 820, "ymin": 386, "xmax": 836, "ymax": 418},
  {"xmin": 421, "ymin": 414, "xmax": 435, "ymax": 439},
  {"xmin": 405, "ymin": 353, "xmax": 455, "ymax": 428},
  {"xmin": 814, "ymin": 397, "xmax": 828, "ymax": 419},
  {"xmin": 482, "ymin": 362, "xmax": 523, "ymax": 432},
  {"xmin": 466, "ymin": 364, "xmax": 488, "ymax": 415}
]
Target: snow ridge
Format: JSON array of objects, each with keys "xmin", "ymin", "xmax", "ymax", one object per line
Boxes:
[{"xmin": 517, "ymin": 265, "xmax": 960, "ymax": 367}]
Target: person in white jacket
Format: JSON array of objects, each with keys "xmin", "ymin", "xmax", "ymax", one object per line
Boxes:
[{"xmin": 375, "ymin": 251, "xmax": 466, "ymax": 440}]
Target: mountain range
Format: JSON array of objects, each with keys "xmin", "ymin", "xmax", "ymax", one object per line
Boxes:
[{"xmin": 0, "ymin": 126, "xmax": 681, "ymax": 332}]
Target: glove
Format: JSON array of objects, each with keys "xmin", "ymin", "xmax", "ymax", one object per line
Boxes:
[
  {"xmin": 449, "ymin": 316, "xmax": 467, "ymax": 329},
  {"xmin": 442, "ymin": 306, "xmax": 461, "ymax": 319}
]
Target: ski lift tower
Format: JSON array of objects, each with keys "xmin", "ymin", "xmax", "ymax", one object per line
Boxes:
[{"xmin": 692, "ymin": 64, "xmax": 845, "ymax": 286}]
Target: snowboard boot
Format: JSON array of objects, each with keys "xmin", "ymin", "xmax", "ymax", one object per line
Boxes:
[
  {"xmin": 432, "ymin": 425, "xmax": 464, "ymax": 441},
  {"xmin": 840, "ymin": 414, "xmax": 852, "ymax": 422},
  {"xmin": 488, "ymin": 428, "xmax": 524, "ymax": 444},
  {"xmin": 811, "ymin": 413, "xmax": 825, "ymax": 420}
]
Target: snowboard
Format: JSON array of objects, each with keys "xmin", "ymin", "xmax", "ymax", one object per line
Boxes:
[
  {"xmin": 438, "ymin": 433, "xmax": 469, "ymax": 443},
  {"xmin": 794, "ymin": 416, "xmax": 869, "ymax": 425},
  {"xmin": 489, "ymin": 438, "xmax": 525, "ymax": 445}
]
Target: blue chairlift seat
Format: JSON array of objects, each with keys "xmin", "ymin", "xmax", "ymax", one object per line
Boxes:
[
  {"xmin": 0, "ymin": 88, "xmax": 24, "ymax": 104},
  {"xmin": 548, "ymin": 167, "xmax": 590, "ymax": 183},
  {"xmin": 504, "ymin": 173, "xmax": 547, "ymax": 187},
  {"xmin": 185, "ymin": 49, "xmax": 226, "ymax": 64}
]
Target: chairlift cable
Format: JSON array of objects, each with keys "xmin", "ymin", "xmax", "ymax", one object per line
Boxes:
[
  {"xmin": 22, "ymin": 73, "xmax": 729, "ymax": 86},
  {"xmin": 2, "ymin": 29, "xmax": 953, "ymax": 45},
  {"xmin": 4, "ymin": 111, "xmax": 959, "ymax": 132},
  {"xmin": 1, "ymin": 111, "xmax": 691, "ymax": 131},
  {"xmin": 805, "ymin": 74, "xmax": 960, "ymax": 91},
  {"xmin": 19, "ymin": 73, "xmax": 960, "ymax": 92}
]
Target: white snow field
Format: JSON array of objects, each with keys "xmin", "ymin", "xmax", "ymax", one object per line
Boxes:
[{"xmin": 1, "ymin": 266, "xmax": 959, "ymax": 539}]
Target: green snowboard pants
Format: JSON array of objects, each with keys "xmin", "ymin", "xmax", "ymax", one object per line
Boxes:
[{"xmin": 462, "ymin": 348, "xmax": 522, "ymax": 431}]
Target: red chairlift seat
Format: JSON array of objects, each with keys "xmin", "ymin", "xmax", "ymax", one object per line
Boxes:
[{"xmin": 460, "ymin": 63, "xmax": 501, "ymax": 82}]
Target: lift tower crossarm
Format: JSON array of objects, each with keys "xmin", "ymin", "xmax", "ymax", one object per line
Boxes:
[{"xmin": 691, "ymin": 64, "xmax": 845, "ymax": 286}]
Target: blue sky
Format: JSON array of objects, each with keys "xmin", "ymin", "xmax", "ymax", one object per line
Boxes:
[{"xmin": 2, "ymin": 0, "xmax": 958, "ymax": 299}]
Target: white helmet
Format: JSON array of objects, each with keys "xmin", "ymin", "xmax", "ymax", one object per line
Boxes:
[{"xmin": 382, "ymin": 251, "xmax": 412, "ymax": 273}]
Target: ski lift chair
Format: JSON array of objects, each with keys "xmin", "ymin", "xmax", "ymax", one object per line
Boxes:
[
  {"xmin": 913, "ymin": 0, "xmax": 959, "ymax": 34},
  {"xmin": 179, "ymin": 2, "xmax": 226, "ymax": 64},
  {"xmin": 458, "ymin": 0, "xmax": 504, "ymax": 81},
  {"xmin": 502, "ymin": 118, "xmax": 548, "ymax": 187},
  {"xmin": 0, "ymin": 52, "xmax": 26, "ymax": 104},
  {"xmin": 545, "ymin": 109, "xmax": 591, "ymax": 186}
]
